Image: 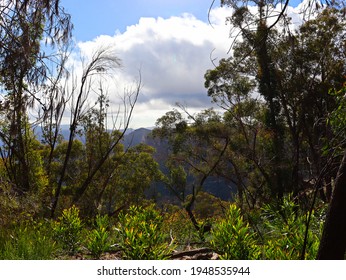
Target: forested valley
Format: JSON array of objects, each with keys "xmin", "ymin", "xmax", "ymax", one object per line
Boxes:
[{"xmin": 0, "ymin": 0, "xmax": 346, "ymax": 260}]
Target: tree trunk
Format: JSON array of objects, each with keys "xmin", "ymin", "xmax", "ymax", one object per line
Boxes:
[
  {"xmin": 317, "ymin": 150, "xmax": 346, "ymax": 259},
  {"xmin": 255, "ymin": 3, "xmax": 285, "ymax": 198}
]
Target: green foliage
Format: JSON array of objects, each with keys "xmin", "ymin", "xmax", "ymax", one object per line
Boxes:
[
  {"xmin": 86, "ymin": 214, "xmax": 111, "ymax": 259},
  {"xmin": 50, "ymin": 139, "xmax": 86, "ymax": 191},
  {"xmin": 162, "ymin": 205, "xmax": 203, "ymax": 249},
  {"xmin": 0, "ymin": 118, "xmax": 49, "ymax": 202},
  {"xmin": 327, "ymin": 81, "xmax": 346, "ymax": 148},
  {"xmin": 1, "ymin": 2, "xmax": 346, "ymax": 261},
  {"xmin": 193, "ymin": 192, "xmax": 230, "ymax": 220},
  {"xmin": 115, "ymin": 144, "xmax": 164, "ymax": 204},
  {"xmin": 0, "ymin": 199, "xmax": 326, "ymax": 260},
  {"xmin": 115, "ymin": 205, "xmax": 175, "ymax": 260},
  {"xmin": 209, "ymin": 197, "xmax": 323, "ymax": 260},
  {"xmin": 260, "ymin": 196, "xmax": 323, "ymax": 259},
  {"xmin": 0, "ymin": 220, "xmax": 57, "ymax": 260},
  {"xmin": 52, "ymin": 205, "xmax": 83, "ymax": 255},
  {"xmin": 93, "ymin": 144, "xmax": 164, "ymax": 216},
  {"xmin": 210, "ymin": 204, "xmax": 260, "ymax": 260}
]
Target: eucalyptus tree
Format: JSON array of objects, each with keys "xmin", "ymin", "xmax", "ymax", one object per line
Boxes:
[
  {"xmin": 46, "ymin": 82, "xmax": 156, "ymax": 217},
  {"xmin": 208, "ymin": 1, "xmax": 346, "ymax": 199},
  {"xmin": 213, "ymin": 0, "xmax": 346, "ymax": 259},
  {"xmin": 217, "ymin": 0, "xmax": 294, "ymax": 198},
  {"xmin": 154, "ymin": 108, "xmax": 232, "ymax": 237},
  {"xmin": 0, "ymin": 0, "xmax": 72, "ymax": 198},
  {"xmin": 317, "ymin": 82, "xmax": 346, "ymax": 259}
]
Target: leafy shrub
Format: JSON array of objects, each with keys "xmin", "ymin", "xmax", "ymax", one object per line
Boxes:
[
  {"xmin": 0, "ymin": 220, "xmax": 56, "ymax": 260},
  {"xmin": 260, "ymin": 195, "xmax": 323, "ymax": 259},
  {"xmin": 210, "ymin": 204, "xmax": 260, "ymax": 260},
  {"xmin": 86, "ymin": 214, "xmax": 111, "ymax": 259},
  {"xmin": 52, "ymin": 205, "xmax": 83, "ymax": 255},
  {"xmin": 115, "ymin": 205, "xmax": 175, "ymax": 260}
]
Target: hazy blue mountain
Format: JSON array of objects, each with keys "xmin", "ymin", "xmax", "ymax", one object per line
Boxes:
[
  {"xmin": 34, "ymin": 125, "xmax": 235, "ymax": 201},
  {"xmin": 123, "ymin": 128, "xmax": 152, "ymax": 148},
  {"xmin": 35, "ymin": 125, "xmax": 140, "ymax": 144},
  {"xmin": 123, "ymin": 128, "xmax": 235, "ymax": 201}
]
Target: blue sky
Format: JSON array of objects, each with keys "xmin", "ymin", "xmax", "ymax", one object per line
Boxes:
[
  {"xmin": 61, "ymin": 0, "xmax": 215, "ymax": 42},
  {"xmin": 58, "ymin": 1, "xmax": 306, "ymax": 128}
]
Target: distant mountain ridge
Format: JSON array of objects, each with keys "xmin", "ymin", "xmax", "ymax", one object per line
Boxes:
[
  {"xmin": 123, "ymin": 127, "xmax": 152, "ymax": 148},
  {"xmin": 34, "ymin": 125, "xmax": 153, "ymax": 146},
  {"xmin": 123, "ymin": 128, "xmax": 235, "ymax": 201},
  {"xmin": 34, "ymin": 126, "xmax": 234, "ymax": 201}
]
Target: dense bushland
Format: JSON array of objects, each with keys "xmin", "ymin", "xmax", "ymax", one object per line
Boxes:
[
  {"xmin": 0, "ymin": 196, "xmax": 326, "ymax": 260},
  {"xmin": 1, "ymin": 1, "xmax": 346, "ymax": 259}
]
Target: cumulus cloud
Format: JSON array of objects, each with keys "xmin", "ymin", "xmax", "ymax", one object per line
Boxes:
[
  {"xmin": 69, "ymin": 4, "xmax": 306, "ymax": 128},
  {"xmin": 70, "ymin": 8, "xmax": 232, "ymax": 128}
]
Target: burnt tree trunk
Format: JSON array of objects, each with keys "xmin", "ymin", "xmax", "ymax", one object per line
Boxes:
[{"xmin": 317, "ymin": 150, "xmax": 346, "ymax": 259}]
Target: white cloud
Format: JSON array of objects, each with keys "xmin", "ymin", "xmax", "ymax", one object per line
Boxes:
[
  {"xmin": 68, "ymin": 4, "xmax": 305, "ymax": 128},
  {"xmin": 70, "ymin": 8, "xmax": 232, "ymax": 128}
]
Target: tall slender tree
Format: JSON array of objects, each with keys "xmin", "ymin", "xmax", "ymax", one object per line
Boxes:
[{"xmin": 0, "ymin": 0, "xmax": 72, "ymax": 195}]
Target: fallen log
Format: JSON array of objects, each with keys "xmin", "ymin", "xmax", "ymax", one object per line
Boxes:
[{"xmin": 171, "ymin": 248, "xmax": 219, "ymax": 260}]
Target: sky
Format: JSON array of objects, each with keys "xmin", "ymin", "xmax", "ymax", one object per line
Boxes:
[{"xmin": 58, "ymin": 0, "xmax": 306, "ymax": 129}]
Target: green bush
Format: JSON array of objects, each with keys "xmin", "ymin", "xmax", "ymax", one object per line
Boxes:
[
  {"xmin": 210, "ymin": 204, "xmax": 260, "ymax": 260},
  {"xmin": 115, "ymin": 205, "xmax": 175, "ymax": 259},
  {"xmin": 0, "ymin": 220, "xmax": 57, "ymax": 260},
  {"xmin": 260, "ymin": 195, "xmax": 322, "ymax": 259},
  {"xmin": 52, "ymin": 205, "xmax": 83, "ymax": 255},
  {"xmin": 86, "ymin": 214, "xmax": 111, "ymax": 259}
]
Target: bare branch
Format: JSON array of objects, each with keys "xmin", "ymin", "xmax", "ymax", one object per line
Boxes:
[
  {"xmin": 71, "ymin": 73, "xmax": 141, "ymax": 205},
  {"xmin": 50, "ymin": 46, "xmax": 122, "ymax": 217}
]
